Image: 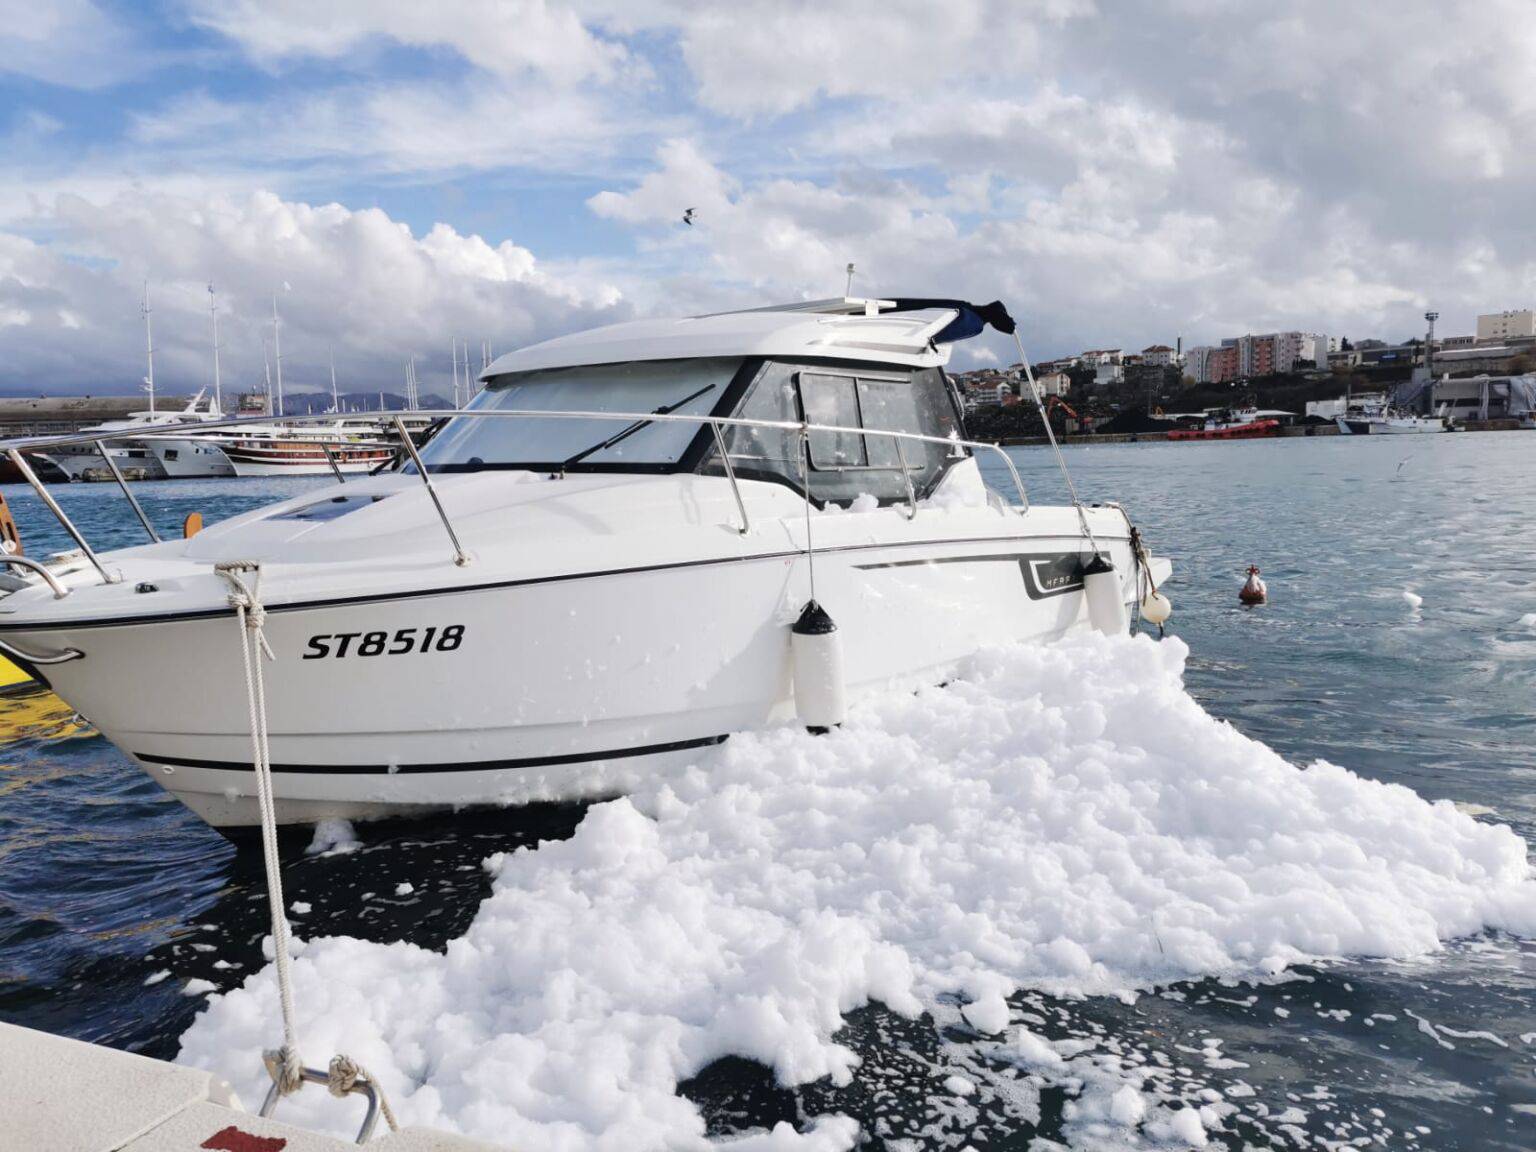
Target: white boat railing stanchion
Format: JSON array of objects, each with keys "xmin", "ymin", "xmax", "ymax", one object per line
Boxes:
[
  {"xmin": 982, "ymin": 443, "xmax": 1030, "ymax": 513},
  {"xmin": 319, "ymin": 441, "xmax": 346, "ymax": 484},
  {"xmin": 708, "ymin": 420, "xmax": 750, "ymax": 534},
  {"xmin": 892, "ymin": 435, "xmax": 918, "ymax": 520},
  {"xmin": 5, "ymin": 448, "xmax": 120, "ymax": 585},
  {"xmin": 392, "ymin": 415, "xmax": 471, "ymax": 567},
  {"xmin": 797, "ymin": 425, "xmax": 818, "ymax": 600},
  {"xmin": 95, "ymin": 439, "xmax": 162, "ymax": 543}
]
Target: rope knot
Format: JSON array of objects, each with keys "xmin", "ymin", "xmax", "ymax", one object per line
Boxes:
[
  {"xmin": 262, "ymin": 1044, "xmax": 305, "ymax": 1097},
  {"xmin": 327, "ymin": 1054, "xmax": 362, "ymax": 1098}
]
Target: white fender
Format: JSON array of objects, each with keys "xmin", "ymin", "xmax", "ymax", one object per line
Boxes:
[
  {"xmin": 1081, "ymin": 555, "xmax": 1128, "ymax": 636},
  {"xmin": 791, "ymin": 601, "xmax": 846, "ymax": 731}
]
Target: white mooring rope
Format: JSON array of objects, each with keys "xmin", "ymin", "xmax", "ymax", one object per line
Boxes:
[{"xmin": 216, "ymin": 561, "xmax": 399, "ymax": 1138}]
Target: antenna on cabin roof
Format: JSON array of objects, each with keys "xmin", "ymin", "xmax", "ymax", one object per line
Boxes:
[{"xmin": 845, "ymin": 263, "xmax": 856, "ymax": 297}]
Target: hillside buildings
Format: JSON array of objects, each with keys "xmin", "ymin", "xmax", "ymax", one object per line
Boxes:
[
  {"xmin": 1476, "ymin": 310, "xmax": 1536, "ymax": 342},
  {"xmin": 1185, "ymin": 332, "xmax": 1330, "ymax": 383}
]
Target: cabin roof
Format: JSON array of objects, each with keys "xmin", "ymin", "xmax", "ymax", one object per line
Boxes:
[{"xmin": 482, "ymin": 299, "xmax": 960, "ymax": 376}]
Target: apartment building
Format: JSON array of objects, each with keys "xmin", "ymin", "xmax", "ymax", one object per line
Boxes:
[{"xmin": 1476, "ymin": 310, "xmax": 1536, "ymax": 343}]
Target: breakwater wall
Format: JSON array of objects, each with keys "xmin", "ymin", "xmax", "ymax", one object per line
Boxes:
[{"xmin": 995, "ymin": 424, "xmax": 1342, "ymax": 448}]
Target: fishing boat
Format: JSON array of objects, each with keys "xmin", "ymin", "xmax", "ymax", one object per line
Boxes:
[
  {"xmin": 0, "ymin": 297, "xmax": 1171, "ymax": 830},
  {"xmin": 1334, "ymin": 403, "xmax": 1446, "ymax": 434},
  {"xmin": 1167, "ymin": 408, "xmax": 1283, "ymax": 441}
]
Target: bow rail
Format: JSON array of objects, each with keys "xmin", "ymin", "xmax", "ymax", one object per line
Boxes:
[{"xmin": 1, "ymin": 407, "xmax": 1031, "ymax": 587}]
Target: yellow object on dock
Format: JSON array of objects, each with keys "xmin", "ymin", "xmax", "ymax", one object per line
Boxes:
[{"xmin": 0, "ymin": 652, "xmax": 36, "ymax": 693}]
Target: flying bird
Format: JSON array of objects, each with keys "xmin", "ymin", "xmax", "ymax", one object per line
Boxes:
[{"xmin": 682, "ymin": 208, "xmax": 696, "ymax": 226}]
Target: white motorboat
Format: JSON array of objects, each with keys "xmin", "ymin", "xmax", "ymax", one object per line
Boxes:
[
  {"xmin": 0, "ymin": 298, "xmax": 1171, "ymax": 830},
  {"xmin": 144, "ymin": 433, "xmax": 237, "ymax": 478},
  {"xmin": 1335, "ymin": 402, "xmax": 1446, "ymax": 434},
  {"xmin": 154, "ymin": 422, "xmax": 397, "ymax": 477},
  {"xmin": 38, "ymin": 391, "xmax": 223, "ymax": 480}
]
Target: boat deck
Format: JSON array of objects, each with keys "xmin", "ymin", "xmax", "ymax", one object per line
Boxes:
[{"xmin": 0, "ymin": 1021, "xmax": 500, "ymax": 1151}]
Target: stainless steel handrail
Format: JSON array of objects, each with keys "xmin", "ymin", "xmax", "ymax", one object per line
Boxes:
[
  {"xmin": 0, "ymin": 555, "xmax": 71, "ymax": 598},
  {"xmin": 96, "ymin": 439, "xmax": 161, "ymax": 543},
  {"xmin": 0, "ymin": 635, "xmax": 85, "ymax": 665},
  {"xmin": 393, "ymin": 415, "xmax": 470, "ymax": 566},
  {"xmin": 708, "ymin": 420, "xmax": 750, "ymax": 534},
  {"xmin": 0, "ymin": 406, "xmax": 1032, "ymax": 585},
  {"xmin": 893, "ymin": 437, "xmax": 918, "ymax": 520},
  {"xmin": 260, "ymin": 1064, "xmax": 381, "ymax": 1145},
  {"xmin": 5, "ymin": 448, "xmax": 119, "ymax": 584}
]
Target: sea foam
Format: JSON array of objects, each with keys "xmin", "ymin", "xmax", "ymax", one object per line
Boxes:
[{"xmin": 177, "ymin": 634, "xmax": 1536, "ymax": 1149}]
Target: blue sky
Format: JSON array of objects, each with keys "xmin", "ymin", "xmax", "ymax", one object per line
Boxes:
[{"xmin": 1, "ymin": 1, "xmax": 1533, "ymax": 396}]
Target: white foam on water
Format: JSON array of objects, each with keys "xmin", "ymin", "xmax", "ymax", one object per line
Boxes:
[
  {"xmin": 306, "ymin": 817, "xmax": 359, "ymax": 857},
  {"xmin": 177, "ymin": 634, "xmax": 1536, "ymax": 1150}
]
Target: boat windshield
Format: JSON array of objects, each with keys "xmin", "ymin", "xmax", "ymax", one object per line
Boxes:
[{"xmin": 415, "ymin": 358, "xmax": 741, "ymax": 472}]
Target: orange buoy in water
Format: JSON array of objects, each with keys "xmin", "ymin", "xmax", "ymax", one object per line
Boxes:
[{"xmin": 1239, "ymin": 565, "xmax": 1267, "ymax": 605}]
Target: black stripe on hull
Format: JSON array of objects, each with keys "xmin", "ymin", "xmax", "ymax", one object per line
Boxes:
[{"xmin": 134, "ymin": 733, "xmax": 729, "ymax": 775}]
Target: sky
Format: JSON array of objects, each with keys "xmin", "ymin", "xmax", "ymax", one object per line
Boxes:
[{"xmin": 0, "ymin": 1, "xmax": 1533, "ymax": 398}]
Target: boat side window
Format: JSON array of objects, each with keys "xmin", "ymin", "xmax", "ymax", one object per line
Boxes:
[
  {"xmin": 704, "ymin": 362, "xmax": 964, "ymax": 506},
  {"xmin": 799, "ymin": 368, "xmax": 962, "ymax": 505},
  {"xmin": 701, "ymin": 360, "xmax": 801, "ymax": 487},
  {"xmin": 801, "ymin": 374, "xmax": 866, "ymax": 467}
]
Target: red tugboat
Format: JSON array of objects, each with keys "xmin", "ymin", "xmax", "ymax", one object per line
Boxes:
[{"xmin": 1168, "ymin": 408, "xmax": 1284, "ymax": 442}]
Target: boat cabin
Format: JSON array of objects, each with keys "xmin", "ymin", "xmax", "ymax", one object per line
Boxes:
[{"xmin": 416, "ymin": 298, "xmax": 982, "ymax": 506}]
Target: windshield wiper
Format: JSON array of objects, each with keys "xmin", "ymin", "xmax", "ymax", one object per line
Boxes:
[{"xmin": 557, "ymin": 381, "xmax": 718, "ymax": 473}]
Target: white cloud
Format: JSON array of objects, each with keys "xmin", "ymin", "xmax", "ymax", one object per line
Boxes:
[
  {"xmin": 5, "ymin": 0, "xmax": 1536, "ymax": 382},
  {"xmin": 0, "ymin": 190, "xmax": 627, "ymax": 393},
  {"xmin": 0, "ymin": 0, "xmax": 144, "ymax": 88},
  {"xmin": 577, "ymin": 1, "xmax": 1536, "ymax": 355},
  {"xmin": 579, "ymin": 0, "xmax": 1090, "ymax": 117},
  {"xmin": 183, "ymin": 0, "xmax": 626, "ymax": 86},
  {"xmin": 129, "ymin": 76, "xmax": 662, "ymax": 179}
]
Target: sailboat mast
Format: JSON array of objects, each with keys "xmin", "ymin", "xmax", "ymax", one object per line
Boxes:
[
  {"xmin": 141, "ymin": 281, "xmax": 156, "ymax": 415},
  {"xmin": 208, "ymin": 283, "xmax": 222, "ymax": 413},
  {"xmin": 272, "ymin": 293, "xmax": 284, "ymax": 418},
  {"xmin": 329, "ymin": 345, "xmax": 340, "ymax": 413},
  {"xmin": 263, "ymin": 339, "xmax": 274, "ymax": 417},
  {"xmin": 451, "ymin": 339, "xmax": 461, "ymax": 408}
]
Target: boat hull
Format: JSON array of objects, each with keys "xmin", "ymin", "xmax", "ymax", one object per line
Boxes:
[
  {"xmin": 1335, "ymin": 416, "xmax": 1444, "ymax": 435},
  {"xmin": 221, "ymin": 441, "xmax": 394, "ymax": 476},
  {"xmin": 38, "ymin": 443, "xmax": 169, "ymax": 481},
  {"xmin": 145, "ymin": 437, "xmax": 236, "ymax": 478},
  {"xmin": 11, "ymin": 533, "xmax": 1149, "ymax": 826},
  {"xmin": 1167, "ymin": 419, "xmax": 1280, "ymax": 442}
]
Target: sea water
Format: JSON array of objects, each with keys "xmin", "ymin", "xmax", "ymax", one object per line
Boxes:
[{"xmin": 0, "ymin": 432, "xmax": 1532, "ymax": 1150}]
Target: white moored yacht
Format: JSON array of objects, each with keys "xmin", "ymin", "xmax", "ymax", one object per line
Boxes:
[
  {"xmin": 175, "ymin": 422, "xmax": 396, "ymax": 477},
  {"xmin": 37, "ymin": 391, "xmax": 222, "ymax": 481},
  {"xmin": 0, "ymin": 298, "xmax": 1170, "ymax": 830}
]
